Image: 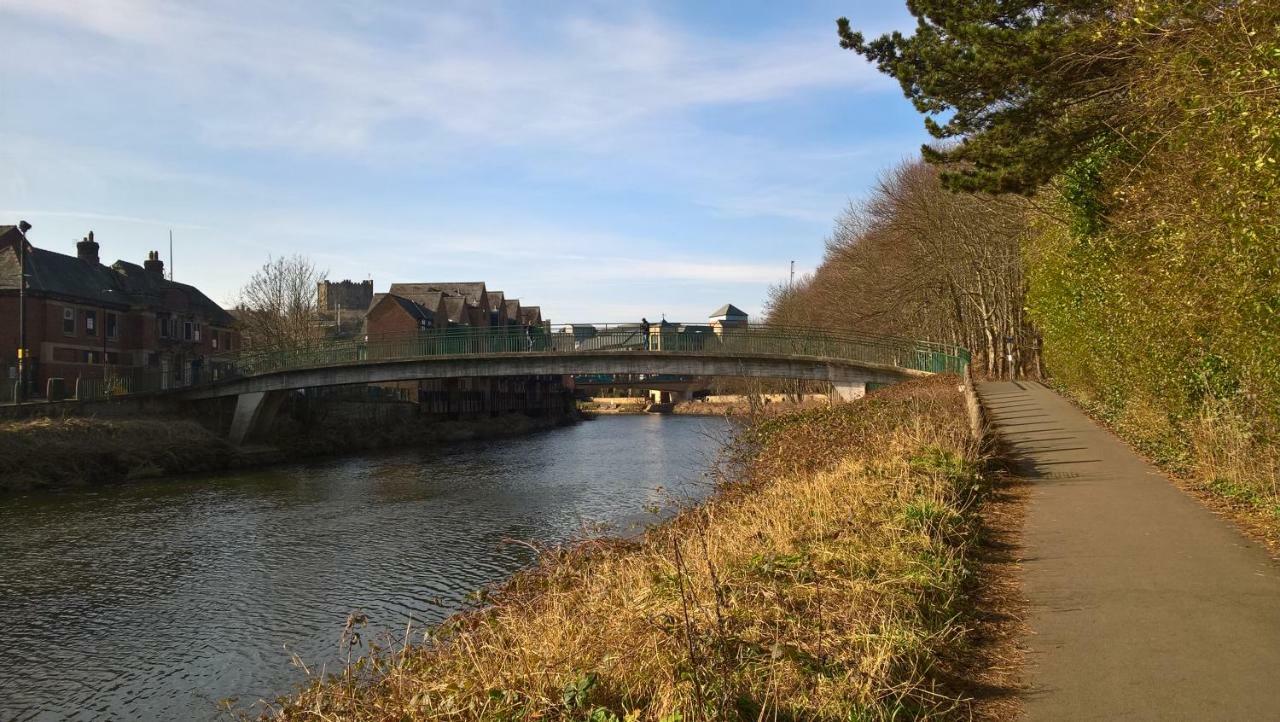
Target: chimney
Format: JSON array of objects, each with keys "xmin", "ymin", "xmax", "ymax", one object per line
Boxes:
[
  {"xmin": 76, "ymin": 230, "xmax": 100, "ymax": 265},
  {"xmin": 144, "ymin": 250, "xmax": 165, "ymax": 278}
]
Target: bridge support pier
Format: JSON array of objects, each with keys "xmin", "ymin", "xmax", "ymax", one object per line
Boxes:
[
  {"xmin": 228, "ymin": 390, "xmax": 286, "ymax": 445},
  {"xmin": 831, "ymin": 380, "xmax": 866, "ymax": 403}
]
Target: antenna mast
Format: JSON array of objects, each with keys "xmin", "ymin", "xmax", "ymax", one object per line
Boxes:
[{"xmin": 168, "ymin": 230, "xmax": 174, "ymax": 281}]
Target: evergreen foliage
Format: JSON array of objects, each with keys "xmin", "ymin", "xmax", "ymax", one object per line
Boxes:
[{"xmin": 841, "ymin": 1, "xmax": 1140, "ymax": 194}]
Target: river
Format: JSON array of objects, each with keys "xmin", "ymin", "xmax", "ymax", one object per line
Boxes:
[{"xmin": 0, "ymin": 415, "xmax": 733, "ymax": 721}]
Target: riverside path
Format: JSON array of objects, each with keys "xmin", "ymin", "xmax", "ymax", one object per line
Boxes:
[{"xmin": 978, "ymin": 381, "xmax": 1280, "ymax": 721}]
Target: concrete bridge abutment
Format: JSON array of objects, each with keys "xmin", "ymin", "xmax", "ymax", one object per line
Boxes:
[
  {"xmin": 831, "ymin": 380, "xmax": 867, "ymax": 403},
  {"xmin": 228, "ymin": 390, "xmax": 287, "ymax": 446}
]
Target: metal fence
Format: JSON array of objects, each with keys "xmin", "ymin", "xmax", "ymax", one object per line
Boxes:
[
  {"xmin": 229, "ymin": 324, "xmax": 970, "ymax": 379},
  {"xmin": 0, "ymin": 325, "xmax": 969, "ymax": 405}
]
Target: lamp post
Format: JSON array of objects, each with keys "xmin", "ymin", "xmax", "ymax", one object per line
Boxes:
[{"xmin": 15, "ymin": 220, "xmax": 31, "ymax": 401}]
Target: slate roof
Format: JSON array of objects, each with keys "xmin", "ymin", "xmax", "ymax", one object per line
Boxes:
[
  {"xmin": 519, "ymin": 306, "xmax": 542, "ymax": 325},
  {"xmin": 389, "ymin": 282, "xmax": 487, "ymax": 308},
  {"xmin": 374, "ymin": 293, "xmax": 436, "ymax": 324},
  {"xmin": 710, "ymin": 303, "xmax": 748, "ymax": 320},
  {"xmin": 441, "ymin": 295, "xmax": 472, "ymax": 324},
  {"xmin": 504, "ymin": 299, "xmax": 521, "ymax": 318},
  {"xmin": 0, "ymin": 227, "xmax": 234, "ymax": 326}
]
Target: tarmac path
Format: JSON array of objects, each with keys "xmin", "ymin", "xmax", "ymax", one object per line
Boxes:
[{"xmin": 977, "ymin": 381, "xmax": 1280, "ymax": 721}]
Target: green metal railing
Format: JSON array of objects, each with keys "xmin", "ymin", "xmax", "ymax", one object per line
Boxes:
[
  {"xmin": 1, "ymin": 325, "xmax": 969, "ymax": 404},
  {"xmin": 226, "ymin": 324, "xmax": 970, "ymax": 380}
]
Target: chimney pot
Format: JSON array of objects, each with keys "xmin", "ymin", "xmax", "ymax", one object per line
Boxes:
[
  {"xmin": 76, "ymin": 230, "xmax": 100, "ymax": 265},
  {"xmin": 144, "ymin": 250, "xmax": 165, "ymax": 277}
]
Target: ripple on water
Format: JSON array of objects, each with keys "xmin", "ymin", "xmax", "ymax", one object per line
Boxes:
[{"xmin": 0, "ymin": 415, "xmax": 731, "ymax": 721}]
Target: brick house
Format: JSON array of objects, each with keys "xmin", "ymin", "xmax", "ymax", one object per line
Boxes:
[
  {"xmin": 363, "ymin": 293, "xmax": 441, "ymax": 336},
  {"xmin": 389, "ymin": 282, "xmax": 491, "ymax": 327},
  {"xmin": 0, "ymin": 226, "xmax": 239, "ymax": 395}
]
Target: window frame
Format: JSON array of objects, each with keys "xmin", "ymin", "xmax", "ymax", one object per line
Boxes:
[
  {"xmin": 106, "ymin": 312, "xmax": 118, "ymax": 340},
  {"xmin": 84, "ymin": 310, "xmax": 97, "ymax": 337},
  {"xmin": 62, "ymin": 307, "xmax": 75, "ymax": 336}
]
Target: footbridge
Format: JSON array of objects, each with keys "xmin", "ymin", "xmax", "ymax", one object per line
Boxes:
[{"xmin": 175, "ymin": 324, "xmax": 968, "ymax": 443}]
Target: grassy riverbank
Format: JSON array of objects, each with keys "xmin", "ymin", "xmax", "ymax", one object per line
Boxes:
[
  {"xmin": 0, "ymin": 410, "xmax": 578, "ymax": 493},
  {"xmin": 0, "ymin": 416, "xmax": 233, "ymax": 492},
  {"xmin": 257, "ymin": 376, "xmax": 1015, "ymax": 720}
]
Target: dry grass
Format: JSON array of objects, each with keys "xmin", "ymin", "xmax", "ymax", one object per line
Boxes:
[
  {"xmin": 0, "ymin": 415, "xmax": 230, "ymax": 490},
  {"xmin": 257, "ymin": 377, "xmax": 1006, "ymax": 721}
]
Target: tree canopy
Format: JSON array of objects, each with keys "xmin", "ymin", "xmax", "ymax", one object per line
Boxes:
[{"xmin": 839, "ymin": 1, "xmax": 1138, "ymax": 194}]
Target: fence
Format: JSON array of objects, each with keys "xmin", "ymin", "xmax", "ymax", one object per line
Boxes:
[{"xmin": 230, "ymin": 324, "xmax": 970, "ymax": 379}]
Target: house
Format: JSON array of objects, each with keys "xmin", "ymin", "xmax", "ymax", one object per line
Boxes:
[
  {"xmin": 709, "ymin": 303, "xmax": 749, "ymax": 335},
  {"xmin": 0, "ymin": 226, "xmax": 238, "ymax": 395},
  {"xmin": 487, "ymin": 290, "xmax": 507, "ymax": 326},
  {"xmin": 363, "ymin": 293, "xmax": 440, "ymax": 335},
  {"xmin": 503, "ymin": 299, "xmax": 521, "ymax": 326},
  {"xmin": 389, "ymin": 282, "xmax": 492, "ymax": 327},
  {"xmin": 519, "ymin": 306, "xmax": 543, "ymax": 326}
]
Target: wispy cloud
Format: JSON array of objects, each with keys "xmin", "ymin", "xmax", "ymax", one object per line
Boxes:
[{"xmin": 2, "ymin": 1, "xmax": 886, "ymax": 155}]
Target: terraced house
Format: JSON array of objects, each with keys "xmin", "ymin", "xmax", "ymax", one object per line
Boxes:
[
  {"xmin": 0, "ymin": 225, "xmax": 238, "ymax": 398},
  {"xmin": 351, "ymin": 279, "xmax": 560, "ymax": 415}
]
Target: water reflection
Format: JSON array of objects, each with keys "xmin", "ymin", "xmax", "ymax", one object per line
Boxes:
[{"xmin": 0, "ymin": 415, "xmax": 731, "ymax": 721}]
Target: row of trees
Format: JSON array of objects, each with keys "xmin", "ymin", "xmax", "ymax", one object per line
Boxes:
[
  {"xmin": 788, "ymin": 1, "xmax": 1278, "ymax": 515},
  {"xmin": 766, "ymin": 161, "xmax": 1040, "ymax": 379}
]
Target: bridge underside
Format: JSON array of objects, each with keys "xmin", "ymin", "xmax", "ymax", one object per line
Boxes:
[{"xmin": 181, "ymin": 351, "xmax": 926, "ymax": 444}]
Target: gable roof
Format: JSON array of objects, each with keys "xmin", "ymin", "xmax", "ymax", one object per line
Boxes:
[
  {"xmin": 519, "ymin": 306, "xmax": 542, "ymax": 325},
  {"xmin": 370, "ymin": 293, "xmax": 436, "ymax": 324},
  {"xmin": 710, "ymin": 303, "xmax": 748, "ymax": 320},
  {"xmin": 503, "ymin": 299, "xmax": 521, "ymax": 317},
  {"xmin": 441, "ymin": 295, "xmax": 472, "ymax": 324},
  {"xmin": 0, "ymin": 228, "xmax": 233, "ymax": 325},
  {"xmin": 389, "ymin": 282, "xmax": 487, "ymax": 308}
]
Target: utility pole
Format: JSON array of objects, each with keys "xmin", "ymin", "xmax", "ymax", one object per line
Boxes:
[
  {"xmin": 15, "ymin": 220, "xmax": 31, "ymax": 402},
  {"xmin": 790, "ymin": 260, "xmax": 795, "ymax": 289}
]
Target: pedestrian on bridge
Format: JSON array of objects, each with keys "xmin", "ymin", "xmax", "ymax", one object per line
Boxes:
[{"xmin": 641, "ymin": 318, "xmax": 650, "ymax": 350}]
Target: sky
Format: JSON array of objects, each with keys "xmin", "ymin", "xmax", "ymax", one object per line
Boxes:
[{"xmin": 0, "ymin": 0, "xmax": 928, "ymax": 323}]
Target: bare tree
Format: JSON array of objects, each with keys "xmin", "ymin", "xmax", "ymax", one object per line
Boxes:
[
  {"xmin": 765, "ymin": 159, "xmax": 1042, "ymax": 379},
  {"xmin": 235, "ymin": 255, "xmax": 326, "ymax": 352}
]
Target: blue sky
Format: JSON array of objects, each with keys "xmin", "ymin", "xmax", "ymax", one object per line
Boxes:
[{"xmin": 0, "ymin": 1, "xmax": 927, "ymax": 322}]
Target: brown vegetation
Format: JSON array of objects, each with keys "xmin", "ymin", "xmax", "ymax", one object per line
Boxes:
[
  {"xmin": 254, "ymin": 376, "xmax": 1017, "ymax": 721},
  {"xmin": 766, "ymin": 161, "xmax": 1041, "ymax": 379}
]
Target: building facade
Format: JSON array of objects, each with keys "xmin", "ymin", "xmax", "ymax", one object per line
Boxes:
[{"xmin": 0, "ymin": 226, "xmax": 238, "ymax": 396}]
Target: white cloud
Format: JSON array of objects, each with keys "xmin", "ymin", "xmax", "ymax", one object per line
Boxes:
[{"xmin": 1, "ymin": 0, "xmax": 886, "ymax": 155}]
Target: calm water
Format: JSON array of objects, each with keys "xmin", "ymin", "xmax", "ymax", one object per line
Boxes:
[{"xmin": 0, "ymin": 415, "xmax": 732, "ymax": 721}]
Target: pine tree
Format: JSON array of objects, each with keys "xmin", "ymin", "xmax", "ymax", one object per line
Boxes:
[{"xmin": 839, "ymin": 1, "xmax": 1129, "ymax": 194}]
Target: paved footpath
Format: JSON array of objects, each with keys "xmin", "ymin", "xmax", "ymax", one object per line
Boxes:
[{"xmin": 978, "ymin": 381, "xmax": 1280, "ymax": 721}]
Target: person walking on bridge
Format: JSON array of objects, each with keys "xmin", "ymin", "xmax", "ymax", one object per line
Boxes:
[{"xmin": 640, "ymin": 318, "xmax": 650, "ymax": 350}]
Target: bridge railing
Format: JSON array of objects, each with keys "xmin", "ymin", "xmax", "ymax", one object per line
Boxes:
[{"xmin": 225, "ymin": 324, "xmax": 969, "ymax": 379}]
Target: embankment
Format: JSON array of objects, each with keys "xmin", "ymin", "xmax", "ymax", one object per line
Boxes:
[
  {"xmin": 0, "ymin": 416, "xmax": 235, "ymax": 492},
  {"xmin": 256, "ymin": 375, "xmax": 1017, "ymax": 721},
  {"xmin": 0, "ymin": 404, "xmax": 578, "ymax": 493}
]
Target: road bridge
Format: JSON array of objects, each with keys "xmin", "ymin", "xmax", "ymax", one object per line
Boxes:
[{"xmin": 172, "ymin": 325, "xmax": 968, "ymax": 444}]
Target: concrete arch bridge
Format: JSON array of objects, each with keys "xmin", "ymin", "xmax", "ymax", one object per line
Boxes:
[{"xmin": 176, "ymin": 324, "xmax": 969, "ymax": 443}]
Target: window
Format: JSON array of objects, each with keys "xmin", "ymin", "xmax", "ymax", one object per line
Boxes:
[
  {"xmin": 158, "ymin": 315, "xmax": 170, "ymax": 339},
  {"xmin": 212, "ymin": 332, "xmax": 219, "ymax": 350},
  {"xmin": 106, "ymin": 312, "xmax": 118, "ymax": 339},
  {"xmin": 193, "ymin": 323, "xmax": 201, "ymax": 343},
  {"xmin": 225, "ymin": 332, "xmax": 233, "ymax": 351},
  {"xmin": 84, "ymin": 310, "xmax": 97, "ymax": 337},
  {"xmin": 62, "ymin": 308, "xmax": 75, "ymax": 335},
  {"xmin": 183, "ymin": 320, "xmax": 193, "ymax": 341}
]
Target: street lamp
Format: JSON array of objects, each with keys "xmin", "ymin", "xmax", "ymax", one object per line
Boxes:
[{"xmin": 15, "ymin": 220, "xmax": 31, "ymax": 402}]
